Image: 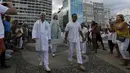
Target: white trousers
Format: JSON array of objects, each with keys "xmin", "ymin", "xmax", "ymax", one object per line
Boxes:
[
  {"xmin": 68, "ymin": 42, "xmax": 83, "ymax": 64},
  {"xmin": 80, "ymin": 42, "xmax": 87, "ymax": 54},
  {"xmin": 51, "ymin": 44, "xmax": 57, "ymax": 53},
  {"xmin": 19, "ymin": 37, "xmax": 23, "ymax": 48},
  {"xmin": 37, "ymin": 51, "xmax": 49, "ymax": 66},
  {"xmin": 117, "ymin": 39, "xmax": 130, "ymax": 59}
]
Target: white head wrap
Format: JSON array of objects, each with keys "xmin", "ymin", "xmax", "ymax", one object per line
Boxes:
[
  {"xmin": 52, "ymin": 13, "xmax": 58, "ymax": 20},
  {"xmin": 40, "ymin": 12, "xmax": 46, "ymax": 16},
  {"xmin": 50, "ymin": 13, "xmax": 59, "ymax": 26}
]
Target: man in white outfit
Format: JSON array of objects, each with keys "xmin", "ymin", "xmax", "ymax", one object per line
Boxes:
[
  {"xmin": 32, "ymin": 12, "xmax": 51, "ymax": 72},
  {"xmin": 64, "ymin": 13, "xmax": 85, "ymax": 71},
  {"xmin": 80, "ymin": 23, "xmax": 88, "ymax": 54}
]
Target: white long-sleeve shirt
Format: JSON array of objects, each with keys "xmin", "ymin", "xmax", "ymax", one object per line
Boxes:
[
  {"xmin": 32, "ymin": 20, "xmax": 51, "ymax": 51},
  {"xmin": 32, "ymin": 20, "xmax": 51, "ymax": 40}
]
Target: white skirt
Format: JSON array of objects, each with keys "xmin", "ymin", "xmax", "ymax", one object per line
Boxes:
[{"xmin": 117, "ymin": 38, "xmax": 130, "ymax": 59}]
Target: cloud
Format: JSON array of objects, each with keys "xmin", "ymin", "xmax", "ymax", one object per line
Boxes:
[
  {"xmin": 52, "ymin": 0, "xmax": 130, "ymax": 15},
  {"xmin": 103, "ymin": 0, "xmax": 130, "ymax": 15},
  {"xmin": 52, "ymin": 0, "xmax": 63, "ymax": 13}
]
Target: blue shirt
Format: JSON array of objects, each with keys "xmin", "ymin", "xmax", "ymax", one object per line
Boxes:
[{"xmin": 3, "ymin": 20, "xmax": 10, "ymax": 32}]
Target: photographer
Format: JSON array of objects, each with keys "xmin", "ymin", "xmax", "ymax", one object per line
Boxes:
[{"xmin": 0, "ymin": 0, "xmax": 17, "ymax": 69}]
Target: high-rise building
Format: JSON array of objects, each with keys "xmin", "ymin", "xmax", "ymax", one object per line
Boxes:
[
  {"xmin": 69, "ymin": 0, "xmax": 84, "ymax": 23},
  {"xmin": 93, "ymin": 2, "xmax": 105, "ymax": 26},
  {"xmin": 57, "ymin": 7, "xmax": 65, "ymax": 31},
  {"xmin": 104, "ymin": 8, "xmax": 111, "ymax": 24},
  {"xmin": 57, "ymin": 0, "xmax": 83, "ymax": 29},
  {"xmin": 62, "ymin": 0, "xmax": 84, "ymax": 24},
  {"xmin": 82, "ymin": 1, "xmax": 94, "ymax": 25},
  {"xmin": 58, "ymin": 0, "xmax": 110, "ymax": 29},
  {"xmin": 8, "ymin": 0, "xmax": 52, "ymax": 26}
]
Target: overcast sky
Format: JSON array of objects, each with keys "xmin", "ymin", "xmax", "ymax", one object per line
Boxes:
[
  {"xmin": 52, "ymin": 0, "xmax": 130, "ymax": 15},
  {"xmin": 52, "ymin": 0, "xmax": 63, "ymax": 13},
  {"xmin": 103, "ymin": 0, "xmax": 130, "ymax": 15}
]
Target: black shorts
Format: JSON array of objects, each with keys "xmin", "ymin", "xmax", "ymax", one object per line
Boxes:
[
  {"xmin": 96, "ymin": 34, "xmax": 102, "ymax": 42},
  {"xmin": 127, "ymin": 41, "xmax": 130, "ymax": 53},
  {"xmin": 108, "ymin": 40, "xmax": 114, "ymax": 47}
]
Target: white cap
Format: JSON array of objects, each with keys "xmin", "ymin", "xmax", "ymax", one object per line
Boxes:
[{"xmin": 40, "ymin": 12, "xmax": 46, "ymax": 16}]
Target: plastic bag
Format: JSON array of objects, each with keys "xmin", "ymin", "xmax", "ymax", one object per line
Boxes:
[{"xmin": 112, "ymin": 33, "xmax": 117, "ymax": 44}]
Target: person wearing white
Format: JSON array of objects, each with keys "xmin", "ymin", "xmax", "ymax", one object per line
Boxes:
[
  {"xmin": 64, "ymin": 14, "xmax": 85, "ymax": 71},
  {"xmin": 87, "ymin": 26, "xmax": 92, "ymax": 45},
  {"xmin": 106, "ymin": 30, "xmax": 115, "ymax": 54},
  {"xmin": 80, "ymin": 23, "xmax": 88, "ymax": 54},
  {"xmin": 50, "ymin": 13, "xmax": 60, "ymax": 57},
  {"xmin": 32, "ymin": 12, "xmax": 51, "ymax": 72},
  {"xmin": 15, "ymin": 24, "xmax": 24, "ymax": 49},
  {"xmin": 109, "ymin": 20, "xmax": 121, "ymax": 58}
]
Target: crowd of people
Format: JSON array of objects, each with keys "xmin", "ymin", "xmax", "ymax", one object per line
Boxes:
[
  {"xmin": 87, "ymin": 14, "xmax": 130, "ymax": 69},
  {"xmin": 0, "ymin": 1, "xmax": 29, "ymax": 69},
  {"xmin": 0, "ymin": 1, "xmax": 130, "ymax": 73},
  {"xmin": 32, "ymin": 11, "xmax": 130, "ymax": 72},
  {"xmin": 0, "ymin": 0, "xmax": 17, "ymax": 69}
]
